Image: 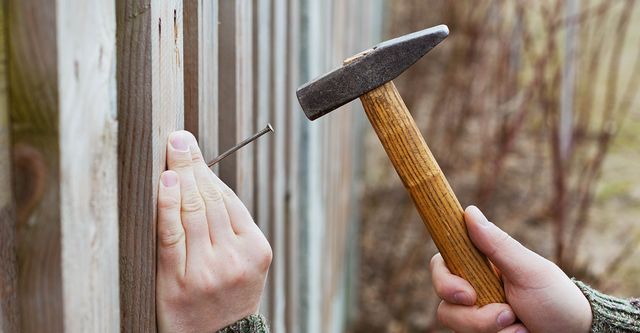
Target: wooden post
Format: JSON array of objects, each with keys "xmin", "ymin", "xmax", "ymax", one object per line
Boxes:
[
  {"xmin": 8, "ymin": 0, "xmax": 119, "ymax": 331},
  {"xmin": 117, "ymin": 0, "xmax": 184, "ymax": 331},
  {"xmin": 0, "ymin": 1, "xmax": 18, "ymax": 331}
]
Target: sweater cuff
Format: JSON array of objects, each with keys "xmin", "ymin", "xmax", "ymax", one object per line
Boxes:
[
  {"xmin": 216, "ymin": 314, "xmax": 269, "ymax": 333},
  {"xmin": 573, "ymin": 279, "xmax": 640, "ymax": 333}
]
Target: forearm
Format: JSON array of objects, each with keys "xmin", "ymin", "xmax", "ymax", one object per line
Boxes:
[{"xmin": 574, "ymin": 279, "xmax": 640, "ymax": 333}]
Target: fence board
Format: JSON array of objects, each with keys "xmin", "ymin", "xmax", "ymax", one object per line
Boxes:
[
  {"xmin": 8, "ymin": 0, "xmax": 119, "ymax": 330},
  {"xmin": 117, "ymin": 0, "xmax": 184, "ymax": 331},
  {"xmin": 57, "ymin": 0, "xmax": 120, "ymax": 330},
  {"xmin": 218, "ymin": 0, "xmax": 254, "ymax": 210},
  {"xmin": 184, "ymin": 0, "xmax": 218, "ymax": 161},
  {"xmin": 252, "ymin": 0, "xmax": 273, "ymax": 320},
  {"xmin": 0, "ymin": 2, "xmax": 18, "ymax": 331},
  {"xmin": 269, "ymin": 0, "xmax": 288, "ymax": 331},
  {"xmin": 8, "ymin": 0, "xmax": 63, "ymax": 329},
  {"xmin": 284, "ymin": 0, "xmax": 301, "ymax": 331}
]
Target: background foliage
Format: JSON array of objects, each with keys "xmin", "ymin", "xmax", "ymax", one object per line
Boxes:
[{"xmin": 351, "ymin": 1, "xmax": 640, "ymax": 331}]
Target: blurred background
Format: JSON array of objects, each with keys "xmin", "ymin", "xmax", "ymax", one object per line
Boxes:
[{"xmin": 351, "ymin": 1, "xmax": 640, "ymax": 332}]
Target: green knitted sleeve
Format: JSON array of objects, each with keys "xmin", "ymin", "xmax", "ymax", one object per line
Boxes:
[
  {"xmin": 573, "ymin": 279, "xmax": 640, "ymax": 332},
  {"xmin": 216, "ymin": 314, "xmax": 269, "ymax": 333}
]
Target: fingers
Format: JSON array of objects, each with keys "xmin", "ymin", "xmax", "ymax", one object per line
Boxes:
[
  {"xmin": 167, "ymin": 131, "xmax": 212, "ymax": 263},
  {"xmin": 437, "ymin": 301, "xmax": 516, "ymax": 333},
  {"xmin": 430, "ymin": 253, "xmax": 477, "ymax": 306},
  {"xmin": 498, "ymin": 323, "xmax": 529, "ymax": 333},
  {"xmin": 157, "ymin": 170, "xmax": 186, "ymax": 277},
  {"xmin": 464, "ymin": 206, "xmax": 543, "ymax": 282},
  {"xmin": 209, "ymin": 172, "xmax": 259, "ymax": 235},
  {"xmin": 187, "ymin": 134, "xmax": 235, "ymax": 242}
]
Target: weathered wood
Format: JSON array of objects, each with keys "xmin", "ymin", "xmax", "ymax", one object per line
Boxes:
[
  {"xmin": 359, "ymin": 81, "xmax": 506, "ymax": 306},
  {"xmin": 0, "ymin": 1, "xmax": 18, "ymax": 331},
  {"xmin": 57, "ymin": 1, "xmax": 120, "ymax": 330},
  {"xmin": 117, "ymin": 0, "xmax": 184, "ymax": 331},
  {"xmin": 184, "ymin": 0, "xmax": 218, "ymax": 161},
  {"xmin": 9, "ymin": 0, "xmax": 120, "ymax": 330},
  {"xmin": 269, "ymin": 0, "xmax": 288, "ymax": 331},
  {"xmin": 218, "ymin": 0, "xmax": 254, "ymax": 210},
  {"xmin": 284, "ymin": 0, "xmax": 301, "ymax": 331},
  {"xmin": 8, "ymin": 0, "xmax": 63, "ymax": 329},
  {"xmin": 252, "ymin": 0, "xmax": 273, "ymax": 320}
]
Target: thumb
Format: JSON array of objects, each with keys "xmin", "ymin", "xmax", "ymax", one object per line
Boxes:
[{"xmin": 464, "ymin": 205, "xmax": 544, "ymax": 282}]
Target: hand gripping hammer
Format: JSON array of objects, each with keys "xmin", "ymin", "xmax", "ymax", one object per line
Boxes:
[{"xmin": 296, "ymin": 25, "xmax": 506, "ymax": 306}]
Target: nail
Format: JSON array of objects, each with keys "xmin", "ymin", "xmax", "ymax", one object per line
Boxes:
[
  {"xmin": 453, "ymin": 291, "xmax": 473, "ymax": 305},
  {"xmin": 496, "ymin": 310, "xmax": 515, "ymax": 329},
  {"xmin": 515, "ymin": 328, "xmax": 529, "ymax": 333},
  {"xmin": 161, "ymin": 171, "xmax": 178, "ymax": 187},
  {"xmin": 170, "ymin": 131, "xmax": 190, "ymax": 152},
  {"xmin": 468, "ymin": 205, "xmax": 490, "ymax": 227}
]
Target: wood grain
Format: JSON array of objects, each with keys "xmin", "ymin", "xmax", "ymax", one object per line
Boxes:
[
  {"xmin": 9, "ymin": 0, "xmax": 64, "ymax": 330},
  {"xmin": 269, "ymin": 0, "xmax": 288, "ymax": 330},
  {"xmin": 0, "ymin": 2, "xmax": 19, "ymax": 331},
  {"xmin": 284, "ymin": 0, "xmax": 301, "ymax": 331},
  {"xmin": 218, "ymin": 0, "xmax": 254, "ymax": 209},
  {"xmin": 57, "ymin": 0, "xmax": 120, "ymax": 330},
  {"xmin": 359, "ymin": 81, "xmax": 506, "ymax": 306},
  {"xmin": 117, "ymin": 0, "xmax": 184, "ymax": 331},
  {"xmin": 252, "ymin": 0, "xmax": 273, "ymax": 320},
  {"xmin": 9, "ymin": 0, "xmax": 120, "ymax": 330},
  {"xmin": 184, "ymin": 0, "xmax": 218, "ymax": 161}
]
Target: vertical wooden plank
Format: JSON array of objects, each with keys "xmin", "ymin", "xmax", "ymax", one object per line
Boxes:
[
  {"xmin": 9, "ymin": 0, "xmax": 63, "ymax": 330},
  {"xmin": 218, "ymin": 0, "xmax": 254, "ymax": 210},
  {"xmin": 252, "ymin": 0, "xmax": 273, "ymax": 320},
  {"xmin": 184, "ymin": 0, "xmax": 218, "ymax": 161},
  {"xmin": 9, "ymin": 0, "xmax": 119, "ymax": 330},
  {"xmin": 57, "ymin": 0, "xmax": 120, "ymax": 330},
  {"xmin": 0, "ymin": 1, "xmax": 18, "ymax": 331},
  {"xmin": 270, "ymin": 0, "xmax": 288, "ymax": 331},
  {"xmin": 285, "ymin": 0, "xmax": 301, "ymax": 331},
  {"xmin": 117, "ymin": 0, "xmax": 184, "ymax": 331}
]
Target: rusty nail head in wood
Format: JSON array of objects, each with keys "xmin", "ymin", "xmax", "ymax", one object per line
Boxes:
[{"xmin": 207, "ymin": 123, "xmax": 274, "ymax": 167}]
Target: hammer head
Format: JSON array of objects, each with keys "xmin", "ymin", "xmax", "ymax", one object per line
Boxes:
[{"xmin": 297, "ymin": 25, "xmax": 449, "ymax": 120}]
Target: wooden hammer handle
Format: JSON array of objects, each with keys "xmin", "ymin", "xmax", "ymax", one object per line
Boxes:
[{"xmin": 359, "ymin": 81, "xmax": 506, "ymax": 306}]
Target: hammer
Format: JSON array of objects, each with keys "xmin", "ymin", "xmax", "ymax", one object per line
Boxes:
[{"xmin": 296, "ymin": 25, "xmax": 506, "ymax": 306}]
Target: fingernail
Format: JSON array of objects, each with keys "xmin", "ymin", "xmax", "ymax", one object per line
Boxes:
[
  {"xmin": 453, "ymin": 291, "xmax": 473, "ymax": 305},
  {"xmin": 170, "ymin": 131, "xmax": 190, "ymax": 152},
  {"xmin": 496, "ymin": 310, "xmax": 515, "ymax": 329},
  {"xmin": 161, "ymin": 171, "xmax": 178, "ymax": 187},
  {"xmin": 516, "ymin": 328, "xmax": 528, "ymax": 333},
  {"xmin": 468, "ymin": 205, "xmax": 490, "ymax": 227}
]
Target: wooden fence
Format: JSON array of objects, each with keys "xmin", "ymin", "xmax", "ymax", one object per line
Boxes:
[{"xmin": 0, "ymin": 0, "xmax": 382, "ymax": 332}]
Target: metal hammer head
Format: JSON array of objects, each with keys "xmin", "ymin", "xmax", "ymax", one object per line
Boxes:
[{"xmin": 297, "ymin": 25, "xmax": 449, "ymax": 120}]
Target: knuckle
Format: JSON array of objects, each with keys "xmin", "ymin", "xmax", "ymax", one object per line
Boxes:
[
  {"xmin": 158, "ymin": 226, "xmax": 185, "ymax": 248},
  {"xmin": 181, "ymin": 190, "xmax": 205, "ymax": 213},
  {"xmin": 158, "ymin": 194, "xmax": 180, "ymax": 211},
  {"xmin": 191, "ymin": 149, "xmax": 205, "ymax": 163},
  {"xmin": 170, "ymin": 156, "xmax": 193, "ymax": 170},
  {"xmin": 199, "ymin": 183, "xmax": 223, "ymax": 203},
  {"xmin": 256, "ymin": 242, "xmax": 273, "ymax": 272}
]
